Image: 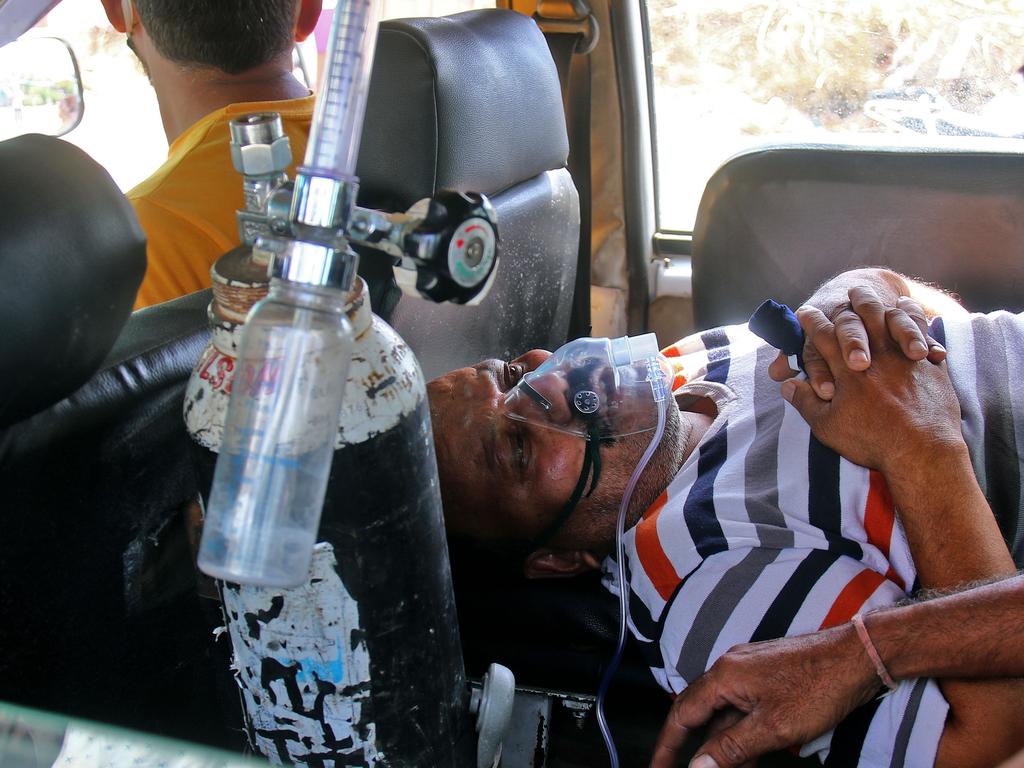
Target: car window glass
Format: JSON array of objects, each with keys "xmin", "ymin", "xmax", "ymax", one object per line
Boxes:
[{"xmin": 646, "ymin": 0, "xmax": 1024, "ymax": 232}]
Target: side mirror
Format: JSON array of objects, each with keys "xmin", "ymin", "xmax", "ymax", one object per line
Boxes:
[{"xmin": 0, "ymin": 37, "xmax": 84, "ymax": 141}]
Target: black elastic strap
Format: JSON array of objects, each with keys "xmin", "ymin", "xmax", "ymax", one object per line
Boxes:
[
  {"xmin": 587, "ymin": 427, "xmax": 602, "ymax": 496},
  {"xmin": 528, "ymin": 422, "xmax": 603, "ymax": 550}
]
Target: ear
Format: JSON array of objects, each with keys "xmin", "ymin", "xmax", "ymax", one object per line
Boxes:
[
  {"xmin": 99, "ymin": 0, "xmax": 129, "ymax": 33},
  {"xmin": 294, "ymin": 0, "xmax": 323, "ymax": 42},
  {"xmin": 523, "ymin": 548, "xmax": 601, "ymax": 579}
]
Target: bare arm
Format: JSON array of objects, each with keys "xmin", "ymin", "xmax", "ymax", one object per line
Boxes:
[
  {"xmin": 802, "ymin": 266, "xmax": 967, "ymax": 321},
  {"xmin": 786, "ymin": 291, "xmax": 1021, "ymax": 767},
  {"xmin": 650, "ymin": 575, "xmax": 1024, "ymax": 768},
  {"xmin": 869, "ymin": 575, "xmax": 1024, "ymax": 681},
  {"xmin": 789, "ymin": 290, "xmax": 1016, "ymax": 587},
  {"xmin": 653, "ymin": 286, "xmax": 1021, "ymax": 768}
]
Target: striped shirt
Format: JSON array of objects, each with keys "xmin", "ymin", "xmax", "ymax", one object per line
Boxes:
[{"xmin": 607, "ymin": 311, "xmax": 1024, "ymax": 767}]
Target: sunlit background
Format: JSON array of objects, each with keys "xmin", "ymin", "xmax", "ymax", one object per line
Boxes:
[
  {"xmin": 32, "ymin": 0, "xmax": 493, "ymax": 192},
  {"xmin": 21, "ymin": 0, "xmax": 1024, "ymax": 233},
  {"xmin": 647, "ymin": 0, "xmax": 1024, "ymax": 230}
]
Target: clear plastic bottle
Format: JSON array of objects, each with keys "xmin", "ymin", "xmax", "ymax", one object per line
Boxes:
[{"xmin": 198, "ymin": 242, "xmax": 355, "ymax": 587}]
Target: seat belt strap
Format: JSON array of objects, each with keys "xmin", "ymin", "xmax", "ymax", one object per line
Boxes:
[{"xmin": 536, "ymin": 0, "xmax": 597, "ymax": 340}]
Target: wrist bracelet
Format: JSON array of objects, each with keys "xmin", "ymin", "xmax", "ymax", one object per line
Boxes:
[{"xmin": 851, "ymin": 613, "xmax": 898, "ymax": 691}]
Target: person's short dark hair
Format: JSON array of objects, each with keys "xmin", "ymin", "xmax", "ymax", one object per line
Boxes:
[{"xmin": 134, "ymin": 0, "xmax": 298, "ymax": 75}]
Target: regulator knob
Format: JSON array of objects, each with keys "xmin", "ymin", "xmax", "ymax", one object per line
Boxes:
[{"xmin": 402, "ymin": 190, "xmax": 499, "ymax": 305}]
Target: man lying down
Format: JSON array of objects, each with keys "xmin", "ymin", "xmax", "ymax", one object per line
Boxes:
[{"xmin": 426, "ymin": 267, "xmax": 1024, "ymax": 767}]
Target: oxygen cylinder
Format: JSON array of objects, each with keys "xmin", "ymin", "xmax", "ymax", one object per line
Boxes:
[{"xmin": 184, "ymin": 268, "xmax": 473, "ymax": 766}]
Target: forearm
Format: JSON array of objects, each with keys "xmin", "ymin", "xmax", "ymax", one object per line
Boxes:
[
  {"xmin": 882, "ymin": 448, "xmax": 1022, "ymax": 767},
  {"xmin": 651, "ymin": 576, "xmax": 1024, "ymax": 768},
  {"xmin": 805, "ymin": 268, "xmax": 909, "ymax": 317},
  {"xmin": 905, "ymin": 280, "xmax": 968, "ymax": 318},
  {"xmin": 853, "ymin": 575, "xmax": 1024, "ymax": 767},
  {"xmin": 883, "ymin": 444, "xmax": 1015, "ymax": 589},
  {"xmin": 863, "ymin": 574, "xmax": 1024, "ymax": 681},
  {"xmin": 868, "ymin": 575, "xmax": 1024, "ymax": 768}
]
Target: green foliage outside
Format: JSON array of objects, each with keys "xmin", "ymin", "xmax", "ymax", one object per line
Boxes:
[{"xmin": 21, "ymin": 80, "xmax": 76, "ymax": 107}]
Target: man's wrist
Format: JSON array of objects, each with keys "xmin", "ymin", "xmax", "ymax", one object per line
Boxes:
[
  {"xmin": 859, "ymin": 608, "xmax": 907, "ymax": 681},
  {"xmin": 866, "ymin": 601, "xmax": 950, "ymax": 682},
  {"xmin": 881, "ymin": 438, "xmax": 971, "ymax": 495},
  {"xmin": 833, "ymin": 621, "xmax": 888, "ymax": 706},
  {"xmin": 852, "ymin": 613, "xmax": 898, "ymax": 689}
]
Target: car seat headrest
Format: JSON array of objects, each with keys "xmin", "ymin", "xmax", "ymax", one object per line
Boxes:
[
  {"xmin": 356, "ymin": 9, "xmax": 569, "ymax": 211},
  {"xmin": 0, "ymin": 134, "xmax": 146, "ymax": 428}
]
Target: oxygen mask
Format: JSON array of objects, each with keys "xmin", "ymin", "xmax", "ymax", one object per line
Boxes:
[
  {"xmin": 503, "ymin": 334, "xmax": 670, "ymax": 441},
  {"xmin": 505, "ymin": 334, "xmax": 671, "ymax": 768}
]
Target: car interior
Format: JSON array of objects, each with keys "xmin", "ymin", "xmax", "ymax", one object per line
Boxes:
[{"xmin": 1, "ymin": 0, "xmax": 1023, "ymax": 766}]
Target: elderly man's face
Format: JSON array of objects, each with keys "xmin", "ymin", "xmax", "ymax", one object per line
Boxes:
[
  {"xmin": 427, "ymin": 350, "xmax": 587, "ymax": 548},
  {"xmin": 427, "ymin": 350, "xmax": 677, "ymax": 560}
]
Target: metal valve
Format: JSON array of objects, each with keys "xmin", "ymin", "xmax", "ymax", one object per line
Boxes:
[
  {"xmin": 346, "ymin": 190, "xmax": 500, "ymax": 306},
  {"xmin": 399, "ymin": 190, "xmax": 499, "ymax": 304},
  {"xmin": 229, "ymin": 114, "xmax": 292, "ymax": 245},
  {"xmin": 230, "ymin": 112, "xmax": 500, "ymax": 307}
]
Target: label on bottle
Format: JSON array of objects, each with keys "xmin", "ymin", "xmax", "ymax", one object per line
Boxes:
[
  {"xmin": 187, "ymin": 314, "xmax": 425, "ymax": 455},
  {"xmin": 185, "ymin": 344, "xmax": 236, "ymax": 450},
  {"xmin": 221, "ymin": 543, "xmax": 379, "ymax": 765}
]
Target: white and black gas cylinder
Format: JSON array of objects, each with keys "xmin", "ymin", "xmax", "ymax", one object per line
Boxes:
[
  {"xmin": 184, "ymin": 51, "xmax": 513, "ymax": 765},
  {"xmin": 187, "ymin": 273, "xmax": 478, "ymax": 765}
]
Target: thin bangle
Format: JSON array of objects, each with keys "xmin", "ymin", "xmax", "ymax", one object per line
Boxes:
[{"xmin": 851, "ymin": 613, "xmax": 898, "ymax": 691}]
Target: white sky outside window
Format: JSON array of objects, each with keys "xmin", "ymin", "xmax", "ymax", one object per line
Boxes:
[{"xmin": 647, "ymin": 0, "xmax": 1024, "ymax": 232}]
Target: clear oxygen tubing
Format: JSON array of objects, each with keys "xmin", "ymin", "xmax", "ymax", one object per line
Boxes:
[
  {"xmin": 595, "ymin": 392, "xmax": 668, "ymax": 768},
  {"xmin": 303, "ymin": 0, "xmax": 383, "ymax": 179}
]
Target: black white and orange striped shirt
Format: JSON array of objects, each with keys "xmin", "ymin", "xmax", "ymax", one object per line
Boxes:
[{"xmin": 607, "ymin": 311, "xmax": 1024, "ymax": 766}]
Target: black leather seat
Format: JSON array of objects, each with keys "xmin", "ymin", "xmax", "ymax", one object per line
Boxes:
[
  {"xmin": 0, "ymin": 135, "xmax": 207, "ymax": 734},
  {"xmin": 0, "ymin": 135, "xmax": 223, "ymax": 742},
  {"xmin": 692, "ymin": 141, "xmax": 1024, "ymax": 329},
  {"xmin": 0, "ymin": 135, "xmax": 144, "ymax": 429},
  {"xmin": 0, "ymin": 291, "xmax": 223, "ymax": 743},
  {"xmin": 0, "ymin": 8, "xmax": 580, "ymax": 745},
  {"xmin": 356, "ymin": 9, "xmax": 579, "ymax": 377}
]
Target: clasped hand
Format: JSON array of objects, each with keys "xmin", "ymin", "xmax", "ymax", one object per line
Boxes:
[
  {"xmin": 771, "ymin": 286, "xmax": 964, "ymax": 474},
  {"xmin": 649, "ymin": 285, "xmax": 967, "ymax": 768}
]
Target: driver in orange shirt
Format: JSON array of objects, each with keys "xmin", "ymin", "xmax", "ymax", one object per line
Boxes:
[{"xmin": 98, "ymin": 0, "xmax": 322, "ymax": 309}]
